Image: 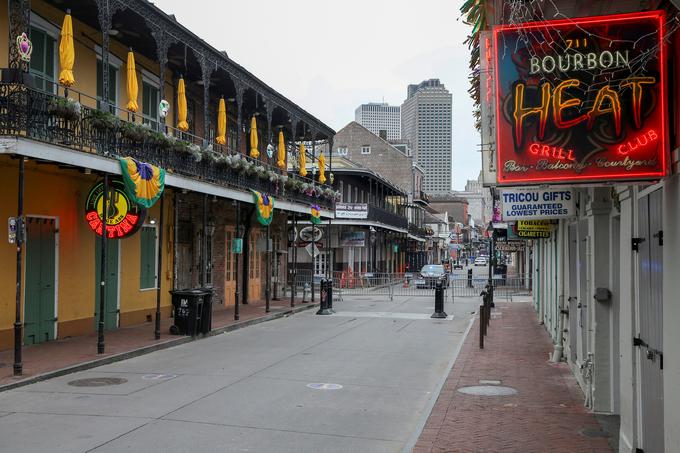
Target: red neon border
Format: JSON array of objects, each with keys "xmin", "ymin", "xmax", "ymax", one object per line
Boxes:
[{"xmin": 493, "ymin": 10, "xmax": 668, "ymax": 185}]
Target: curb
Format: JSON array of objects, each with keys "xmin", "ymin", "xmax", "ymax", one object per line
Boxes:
[{"xmin": 0, "ymin": 302, "xmax": 319, "ymax": 393}]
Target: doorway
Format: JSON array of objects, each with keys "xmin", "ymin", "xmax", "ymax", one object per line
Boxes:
[
  {"xmin": 24, "ymin": 217, "xmax": 57, "ymax": 345},
  {"xmin": 636, "ymin": 189, "xmax": 664, "ymax": 453}
]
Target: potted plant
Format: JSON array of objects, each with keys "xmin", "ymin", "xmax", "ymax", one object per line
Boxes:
[{"xmin": 86, "ymin": 108, "xmax": 118, "ymax": 131}]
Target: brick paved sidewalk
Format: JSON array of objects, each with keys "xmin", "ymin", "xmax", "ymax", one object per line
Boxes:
[
  {"xmin": 414, "ymin": 302, "xmax": 613, "ymax": 453},
  {"xmin": 0, "ymin": 297, "xmax": 313, "ymax": 388}
]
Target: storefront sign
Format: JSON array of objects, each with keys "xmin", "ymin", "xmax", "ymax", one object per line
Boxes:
[
  {"xmin": 516, "ymin": 220, "xmax": 552, "ymax": 232},
  {"xmin": 299, "ymin": 226, "xmax": 323, "ymax": 243},
  {"xmin": 496, "ymin": 240, "xmax": 526, "ymax": 252},
  {"xmin": 494, "ymin": 11, "xmax": 667, "ymax": 185},
  {"xmin": 84, "ymin": 178, "xmax": 145, "ymax": 239},
  {"xmin": 232, "ymin": 238, "xmax": 243, "ymax": 254},
  {"xmin": 335, "ymin": 203, "xmax": 368, "ymax": 219},
  {"xmin": 501, "ymin": 188, "xmax": 574, "ymax": 220},
  {"xmin": 517, "ymin": 230, "xmax": 550, "ymax": 239},
  {"xmin": 339, "ymin": 231, "xmax": 365, "ymax": 247}
]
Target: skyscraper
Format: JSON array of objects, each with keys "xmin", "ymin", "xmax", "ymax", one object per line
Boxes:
[
  {"xmin": 355, "ymin": 102, "xmax": 401, "ymax": 140},
  {"xmin": 401, "ymin": 79, "xmax": 452, "ymax": 194}
]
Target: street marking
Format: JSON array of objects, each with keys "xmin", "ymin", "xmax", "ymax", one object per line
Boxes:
[
  {"xmin": 331, "ymin": 311, "xmax": 454, "ymax": 321},
  {"xmin": 306, "ymin": 383, "xmax": 343, "ymax": 390},
  {"xmin": 142, "ymin": 374, "xmax": 178, "ymax": 381}
]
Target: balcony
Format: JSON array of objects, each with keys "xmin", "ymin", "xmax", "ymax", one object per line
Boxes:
[
  {"xmin": 367, "ymin": 204, "xmax": 408, "ymax": 230},
  {"xmin": 0, "ymin": 83, "xmax": 336, "ymax": 209},
  {"xmin": 409, "ymin": 223, "xmax": 433, "ymax": 238}
]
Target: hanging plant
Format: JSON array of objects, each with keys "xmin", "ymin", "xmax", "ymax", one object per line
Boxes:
[
  {"xmin": 119, "ymin": 121, "xmax": 150, "ymax": 142},
  {"xmin": 187, "ymin": 143, "xmax": 202, "ymax": 162},
  {"xmin": 86, "ymin": 108, "xmax": 118, "ymax": 131},
  {"xmin": 312, "ymin": 186, "xmax": 323, "ymax": 198},
  {"xmin": 334, "ymin": 191, "xmax": 342, "ymax": 201},
  {"xmin": 48, "ymin": 97, "xmax": 81, "ymax": 121},
  {"xmin": 255, "ymin": 165, "xmax": 268, "ymax": 180},
  {"xmin": 268, "ymin": 171, "xmax": 279, "ymax": 183}
]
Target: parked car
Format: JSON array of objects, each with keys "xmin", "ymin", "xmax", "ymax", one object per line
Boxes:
[
  {"xmin": 474, "ymin": 257, "xmax": 488, "ymax": 266},
  {"xmin": 415, "ymin": 264, "xmax": 449, "ymax": 288}
]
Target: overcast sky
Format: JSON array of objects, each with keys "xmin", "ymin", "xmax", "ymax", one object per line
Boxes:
[{"xmin": 153, "ymin": 0, "xmax": 479, "ymax": 190}]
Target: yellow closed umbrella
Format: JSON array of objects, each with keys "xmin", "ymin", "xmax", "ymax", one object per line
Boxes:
[
  {"xmin": 299, "ymin": 143, "xmax": 307, "ymax": 177},
  {"xmin": 318, "ymin": 152, "xmax": 326, "ymax": 184},
  {"xmin": 58, "ymin": 11, "xmax": 75, "ymax": 87},
  {"xmin": 249, "ymin": 116, "xmax": 259, "ymax": 158},
  {"xmin": 126, "ymin": 50, "xmax": 138, "ymax": 113},
  {"xmin": 216, "ymin": 97, "xmax": 227, "ymax": 145},
  {"xmin": 177, "ymin": 77, "xmax": 188, "ymax": 131},
  {"xmin": 277, "ymin": 131, "xmax": 286, "ymax": 169}
]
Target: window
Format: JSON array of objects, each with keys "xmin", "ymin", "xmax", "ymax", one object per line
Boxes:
[
  {"xmin": 96, "ymin": 60, "xmax": 118, "ymax": 112},
  {"xmin": 361, "ymin": 146, "xmax": 371, "ymax": 155},
  {"xmin": 29, "ymin": 26, "xmax": 56, "ymax": 92},
  {"xmin": 337, "ymin": 147, "xmax": 348, "ymax": 156},
  {"xmin": 142, "ymin": 81, "xmax": 159, "ymax": 129},
  {"xmin": 140, "ymin": 226, "xmax": 158, "ymax": 290}
]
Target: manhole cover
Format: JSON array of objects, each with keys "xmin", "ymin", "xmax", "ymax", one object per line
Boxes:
[
  {"xmin": 457, "ymin": 385, "xmax": 517, "ymax": 396},
  {"xmin": 67, "ymin": 377, "xmax": 128, "ymax": 387},
  {"xmin": 579, "ymin": 428, "xmax": 610, "ymax": 438},
  {"xmin": 306, "ymin": 383, "xmax": 343, "ymax": 390}
]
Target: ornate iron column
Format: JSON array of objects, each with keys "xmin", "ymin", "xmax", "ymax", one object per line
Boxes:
[
  {"xmin": 310, "ymin": 129, "xmax": 317, "ymax": 303},
  {"xmin": 13, "ymin": 157, "xmax": 25, "ymax": 375},
  {"xmin": 95, "ymin": 0, "xmax": 114, "ymax": 111},
  {"xmin": 8, "ymin": 0, "xmax": 31, "ymax": 72},
  {"xmin": 326, "ymin": 137, "xmax": 333, "ymax": 279},
  {"xmin": 199, "ymin": 55, "xmax": 214, "ymax": 143},
  {"xmin": 151, "ymin": 27, "xmax": 172, "ymax": 133}
]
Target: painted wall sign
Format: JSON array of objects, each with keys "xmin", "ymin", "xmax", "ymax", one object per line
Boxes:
[
  {"xmin": 494, "ymin": 11, "xmax": 667, "ymax": 185},
  {"xmin": 335, "ymin": 203, "xmax": 368, "ymax": 219},
  {"xmin": 85, "ymin": 178, "xmax": 145, "ymax": 239},
  {"xmin": 501, "ymin": 188, "xmax": 574, "ymax": 220}
]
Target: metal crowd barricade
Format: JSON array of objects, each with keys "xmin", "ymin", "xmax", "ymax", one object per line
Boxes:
[{"xmin": 329, "ymin": 271, "xmax": 533, "ymax": 302}]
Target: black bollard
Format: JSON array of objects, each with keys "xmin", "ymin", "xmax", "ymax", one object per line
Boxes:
[
  {"xmin": 316, "ymin": 278, "xmax": 333, "ymax": 315},
  {"xmin": 327, "ymin": 278, "xmax": 335, "ymax": 313},
  {"xmin": 431, "ymin": 278, "xmax": 448, "ymax": 319},
  {"xmin": 467, "ymin": 268, "xmax": 473, "ymax": 288},
  {"xmin": 479, "ymin": 304, "xmax": 485, "ymax": 349}
]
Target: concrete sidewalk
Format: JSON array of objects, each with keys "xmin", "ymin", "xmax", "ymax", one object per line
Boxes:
[
  {"xmin": 0, "ymin": 297, "xmax": 314, "ymax": 390},
  {"xmin": 414, "ymin": 302, "xmax": 614, "ymax": 453}
]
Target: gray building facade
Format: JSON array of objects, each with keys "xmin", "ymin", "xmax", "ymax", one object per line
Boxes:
[
  {"xmin": 355, "ymin": 102, "xmax": 401, "ymax": 140},
  {"xmin": 401, "ymin": 79, "xmax": 452, "ymax": 194}
]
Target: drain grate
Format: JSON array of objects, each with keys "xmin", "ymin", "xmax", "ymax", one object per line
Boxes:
[
  {"xmin": 457, "ymin": 385, "xmax": 518, "ymax": 396},
  {"xmin": 68, "ymin": 377, "xmax": 128, "ymax": 387}
]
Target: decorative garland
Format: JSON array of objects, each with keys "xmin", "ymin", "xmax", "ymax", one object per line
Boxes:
[
  {"xmin": 119, "ymin": 157, "xmax": 166, "ymax": 208},
  {"xmin": 251, "ymin": 190, "xmax": 274, "ymax": 225}
]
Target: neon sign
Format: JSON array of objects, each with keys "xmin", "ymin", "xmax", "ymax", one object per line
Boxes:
[
  {"xmin": 494, "ymin": 11, "xmax": 667, "ymax": 185},
  {"xmin": 84, "ymin": 178, "xmax": 145, "ymax": 239}
]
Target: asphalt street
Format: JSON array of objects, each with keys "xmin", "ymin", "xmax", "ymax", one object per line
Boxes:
[{"xmin": 0, "ymin": 294, "xmax": 477, "ymax": 453}]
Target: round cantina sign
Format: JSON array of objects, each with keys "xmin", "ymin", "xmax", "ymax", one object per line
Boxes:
[
  {"xmin": 493, "ymin": 11, "xmax": 667, "ymax": 184},
  {"xmin": 85, "ymin": 178, "xmax": 145, "ymax": 239}
]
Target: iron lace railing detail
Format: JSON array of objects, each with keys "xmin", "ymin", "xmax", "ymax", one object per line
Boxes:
[{"xmin": 0, "ymin": 83, "xmax": 334, "ymax": 209}]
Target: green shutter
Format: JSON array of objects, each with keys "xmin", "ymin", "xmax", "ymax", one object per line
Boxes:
[
  {"xmin": 140, "ymin": 227, "xmax": 157, "ymax": 289},
  {"xmin": 29, "ymin": 27, "xmax": 55, "ymax": 92},
  {"xmin": 96, "ymin": 60, "xmax": 117, "ymax": 108}
]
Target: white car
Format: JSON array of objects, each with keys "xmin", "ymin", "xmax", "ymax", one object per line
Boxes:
[{"xmin": 474, "ymin": 257, "xmax": 488, "ymax": 266}]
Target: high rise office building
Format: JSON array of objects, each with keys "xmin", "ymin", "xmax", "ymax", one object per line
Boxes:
[
  {"xmin": 355, "ymin": 102, "xmax": 401, "ymax": 140},
  {"xmin": 401, "ymin": 79, "xmax": 452, "ymax": 194}
]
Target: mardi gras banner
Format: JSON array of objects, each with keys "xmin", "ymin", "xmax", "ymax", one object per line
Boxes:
[
  {"xmin": 119, "ymin": 158, "xmax": 165, "ymax": 208},
  {"xmin": 251, "ymin": 190, "xmax": 274, "ymax": 225},
  {"xmin": 310, "ymin": 204, "xmax": 321, "ymax": 225}
]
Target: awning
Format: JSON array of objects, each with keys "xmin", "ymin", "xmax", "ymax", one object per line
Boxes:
[{"xmin": 408, "ymin": 233, "xmax": 426, "ymax": 242}]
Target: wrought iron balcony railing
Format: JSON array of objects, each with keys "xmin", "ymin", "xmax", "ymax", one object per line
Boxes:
[
  {"xmin": 0, "ymin": 82, "xmax": 336, "ymax": 209},
  {"xmin": 368, "ymin": 204, "xmax": 408, "ymax": 230},
  {"xmin": 408, "ymin": 223, "xmax": 433, "ymax": 238}
]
